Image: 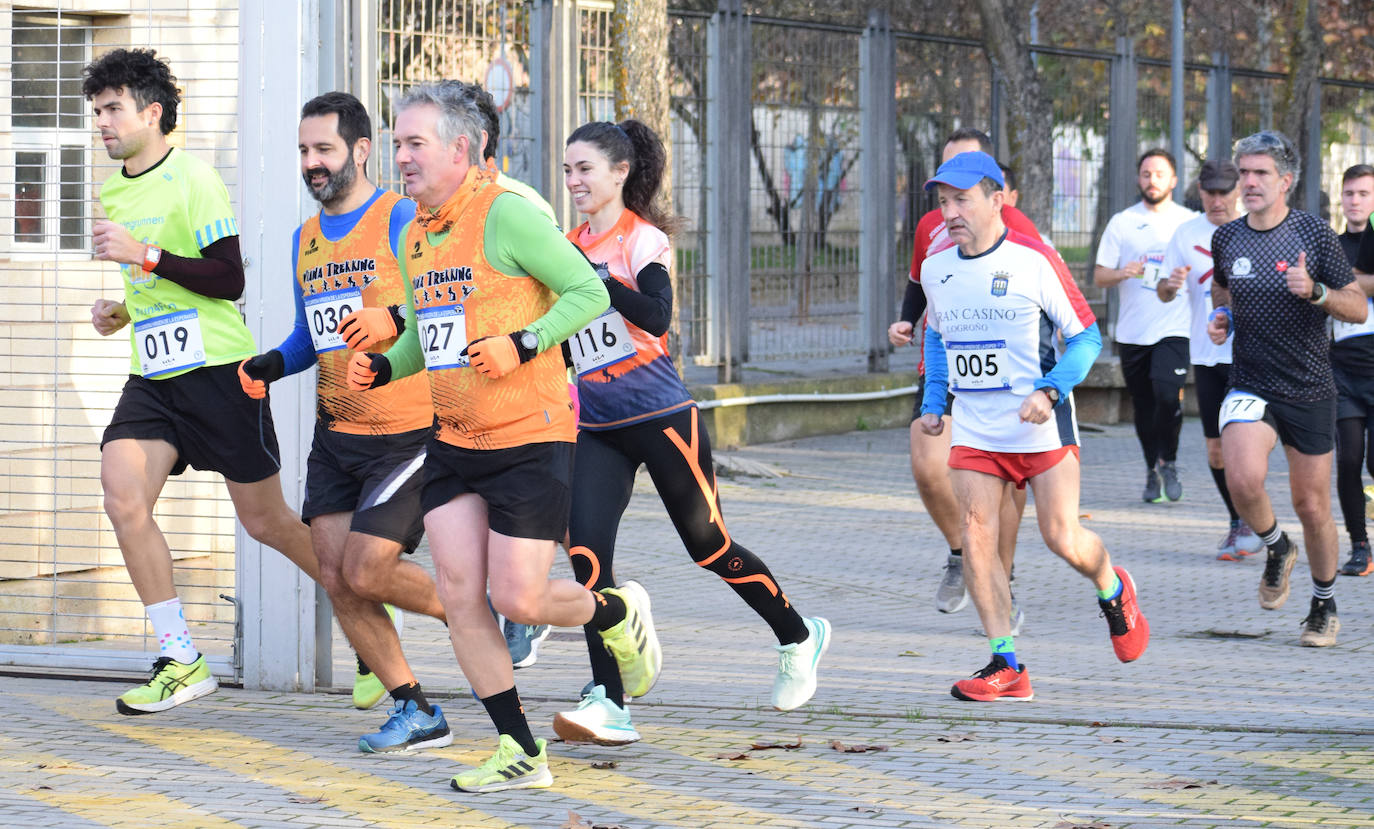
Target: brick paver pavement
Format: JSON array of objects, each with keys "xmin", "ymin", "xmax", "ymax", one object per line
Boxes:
[{"xmin": 2, "ymin": 421, "xmax": 1371, "ymax": 827}]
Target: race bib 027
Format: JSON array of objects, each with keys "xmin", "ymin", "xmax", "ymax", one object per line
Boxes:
[
  {"xmin": 416, "ymin": 305, "xmax": 469, "ymax": 371},
  {"xmin": 947, "ymin": 339, "xmax": 1011, "ymax": 392},
  {"xmin": 134, "ymin": 309, "xmax": 206, "ymax": 378}
]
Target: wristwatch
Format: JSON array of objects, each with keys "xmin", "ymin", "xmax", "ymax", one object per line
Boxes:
[
  {"xmin": 513, "ymin": 329, "xmax": 540, "ymax": 363},
  {"xmin": 1308, "ymin": 282, "xmax": 1328, "ymax": 305},
  {"xmin": 1042, "ymin": 387, "xmax": 1060, "ymax": 406},
  {"xmin": 142, "ymin": 244, "xmax": 162, "ymax": 272}
]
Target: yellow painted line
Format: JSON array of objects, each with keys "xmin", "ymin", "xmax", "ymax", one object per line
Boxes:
[
  {"xmin": 61, "ymin": 705, "xmax": 521, "ymax": 829},
  {"xmin": 639, "ymin": 724, "xmax": 1061, "ymax": 828},
  {"xmin": 444, "ymin": 740, "xmax": 814, "ymax": 827},
  {"xmin": 1218, "ymin": 747, "xmax": 1374, "ymax": 784},
  {"xmin": 0, "ymin": 737, "xmax": 247, "ymax": 828},
  {"xmin": 1014, "ymin": 744, "xmax": 1374, "ymax": 826}
]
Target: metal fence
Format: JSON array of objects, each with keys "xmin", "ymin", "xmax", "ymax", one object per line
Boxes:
[
  {"xmin": 367, "ymin": 1, "xmax": 1374, "ymax": 378},
  {"xmin": 0, "ymin": 3, "xmax": 241, "ymax": 674}
]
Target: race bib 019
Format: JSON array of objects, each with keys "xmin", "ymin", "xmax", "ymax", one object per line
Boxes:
[
  {"xmin": 134, "ymin": 309, "xmax": 206, "ymax": 378},
  {"xmin": 1219, "ymin": 390, "xmax": 1268, "ymax": 429},
  {"xmin": 416, "ymin": 305, "xmax": 469, "ymax": 371},
  {"xmin": 569, "ymin": 309, "xmax": 635, "ymax": 376},
  {"xmin": 1141, "ymin": 251, "xmax": 1166, "ymax": 290},
  {"xmin": 304, "ymin": 287, "xmax": 362, "ymax": 353},
  {"xmin": 947, "ymin": 339, "xmax": 1011, "ymax": 392}
]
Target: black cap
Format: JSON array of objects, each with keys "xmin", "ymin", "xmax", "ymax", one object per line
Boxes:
[{"xmin": 1198, "ymin": 158, "xmax": 1239, "ymax": 192}]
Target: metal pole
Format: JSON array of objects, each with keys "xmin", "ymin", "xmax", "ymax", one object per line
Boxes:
[
  {"xmin": 1206, "ymin": 50, "xmax": 1232, "ymax": 163},
  {"xmin": 1304, "ymin": 81, "xmax": 1322, "ymax": 214},
  {"xmin": 1170, "ymin": 0, "xmax": 1185, "ymax": 200},
  {"xmin": 705, "ymin": 0, "xmax": 751, "ymax": 381},
  {"xmin": 860, "ymin": 9, "xmax": 894, "ymax": 373}
]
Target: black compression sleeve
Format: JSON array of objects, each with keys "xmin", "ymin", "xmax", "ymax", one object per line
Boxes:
[
  {"xmin": 151, "ymin": 235, "xmax": 245, "ymax": 300},
  {"xmin": 899, "ymin": 279, "xmax": 926, "ymax": 325},
  {"xmin": 605, "ymin": 262, "xmax": 672, "ymax": 337}
]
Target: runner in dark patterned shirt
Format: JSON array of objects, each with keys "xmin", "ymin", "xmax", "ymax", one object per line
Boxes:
[{"xmin": 1208, "ymin": 131, "xmax": 1367, "ymax": 648}]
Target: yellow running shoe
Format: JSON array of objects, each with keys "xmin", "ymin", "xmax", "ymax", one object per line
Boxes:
[
  {"xmin": 353, "ymin": 604, "xmax": 402, "ymax": 709},
  {"xmin": 597, "ymin": 580, "xmax": 661, "ymax": 698},
  {"xmin": 116, "ymin": 654, "xmax": 217, "ymax": 715},
  {"xmin": 1364, "ymin": 484, "xmax": 1374, "ymax": 520},
  {"xmin": 449, "ymin": 734, "xmax": 552, "ymax": 793}
]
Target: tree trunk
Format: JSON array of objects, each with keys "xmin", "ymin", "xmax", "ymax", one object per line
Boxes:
[
  {"xmin": 612, "ymin": 0, "xmax": 672, "ymax": 209},
  {"xmin": 975, "ymin": 0, "xmax": 1055, "ymax": 236},
  {"xmin": 1279, "ymin": 0, "xmax": 1323, "ymax": 211}
]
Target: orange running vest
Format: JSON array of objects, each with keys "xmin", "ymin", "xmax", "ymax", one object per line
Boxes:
[
  {"xmin": 408, "ymin": 177, "xmax": 574, "ymax": 449},
  {"xmin": 297, "ymin": 191, "xmax": 432, "ymax": 435}
]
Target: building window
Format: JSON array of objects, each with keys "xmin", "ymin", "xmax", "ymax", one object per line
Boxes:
[{"xmin": 11, "ymin": 11, "xmax": 92, "ymax": 253}]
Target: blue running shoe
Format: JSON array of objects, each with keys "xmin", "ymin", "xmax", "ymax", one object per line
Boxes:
[
  {"xmin": 505, "ymin": 619, "xmax": 552, "ymax": 669},
  {"xmin": 358, "ymin": 699, "xmax": 453, "ymax": 754}
]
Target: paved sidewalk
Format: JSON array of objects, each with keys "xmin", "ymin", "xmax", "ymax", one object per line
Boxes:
[{"xmin": 3, "ymin": 421, "xmax": 1372, "ymax": 828}]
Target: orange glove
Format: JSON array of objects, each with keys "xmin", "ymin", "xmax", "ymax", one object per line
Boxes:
[
  {"xmin": 463, "ymin": 335, "xmax": 523, "ymax": 379},
  {"xmin": 346, "ymin": 352, "xmax": 392, "ymax": 390},
  {"xmin": 338, "ymin": 305, "xmax": 404, "ymax": 351},
  {"xmin": 237, "ymin": 352, "xmax": 284, "ymax": 399}
]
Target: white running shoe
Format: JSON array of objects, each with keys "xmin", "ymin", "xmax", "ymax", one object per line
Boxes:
[
  {"xmin": 772, "ymin": 616, "xmax": 831, "ymax": 711},
  {"xmin": 553, "ymin": 684, "xmax": 641, "ymax": 745}
]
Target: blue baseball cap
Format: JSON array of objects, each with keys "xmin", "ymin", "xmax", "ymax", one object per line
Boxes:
[{"xmin": 924, "ymin": 151, "xmax": 1005, "ymax": 192}]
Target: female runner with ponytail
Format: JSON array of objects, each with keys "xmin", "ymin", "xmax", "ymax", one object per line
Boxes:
[{"xmin": 553, "ymin": 119, "xmax": 831, "ymax": 745}]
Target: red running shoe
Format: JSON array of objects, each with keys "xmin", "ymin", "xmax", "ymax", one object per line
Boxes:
[
  {"xmin": 950, "ymin": 654, "xmax": 1033, "ymax": 701},
  {"xmin": 1100, "ymin": 566, "xmax": 1149, "ymax": 662}
]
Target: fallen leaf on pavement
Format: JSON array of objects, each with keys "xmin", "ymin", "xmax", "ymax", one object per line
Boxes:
[
  {"xmin": 288, "ymin": 795, "xmax": 326, "ymax": 804},
  {"xmin": 750, "ymin": 737, "xmax": 804, "ymax": 751},
  {"xmin": 935, "ymin": 732, "xmax": 977, "ymax": 742},
  {"xmin": 590, "ymin": 761, "xmax": 618, "ymax": 770},
  {"xmin": 1144, "ymin": 778, "xmax": 1216, "ymax": 790},
  {"xmin": 830, "ymin": 740, "xmax": 889, "ymax": 752},
  {"xmin": 851, "ymin": 806, "xmax": 881, "ymax": 813},
  {"xmin": 1054, "ymin": 821, "xmax": 1111, "ymax": 829},
  {"xmin": 1098, "ymin": 736, "xmax": 1126, "ymax": 743},
  {"xmin": 714, "ymin": 751, "xmax": 752, "ymax": 760},
  {"xmin": 898, "ymin": 650, "xmax": 923, "ymax": 657}
]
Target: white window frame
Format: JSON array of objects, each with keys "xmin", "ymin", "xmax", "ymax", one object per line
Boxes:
[{"xmin": 7, "ymin": 10, "xmax": 93, "ymax": 259}]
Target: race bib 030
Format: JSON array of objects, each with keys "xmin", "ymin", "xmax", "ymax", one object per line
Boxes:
[{"xmin": 304, "ymin": 287, "xmax": 362, "ymax": 353}]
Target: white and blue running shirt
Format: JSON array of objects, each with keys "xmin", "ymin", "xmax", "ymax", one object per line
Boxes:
[
  {"xmin": 921, "ymin": 229, "xmax": 1100, "ymax": 453},
  {"xmin": 1161, "ymin": 213, "xmax": 1232, "ymax": 368}
]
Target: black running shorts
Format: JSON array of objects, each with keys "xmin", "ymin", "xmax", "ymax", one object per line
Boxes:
[
  {"xmin": 1230, "ymin": 391, "xmax": 1337, "ymax": 456},
  {"xmin": 1334, "ymin": 363, "xmax": 1374, "ymax": 423},
  {"xmin": 101, "ymin": 363, "xmax": 281, "ymax": 484},
  {"xmin": 1194, "ymin": 363, "xmax": 1231, "ymax": 440},
  {"xmin": 1119, "ymin": 336, "xmax": 1190, "ymax": 390},
  {"xmin": 421, "ymin": 438, "xmax": 573, "ymax": 541},
  {"xmin": 302, "ymin": 423, "xmax": 430, "ymax": 553}
]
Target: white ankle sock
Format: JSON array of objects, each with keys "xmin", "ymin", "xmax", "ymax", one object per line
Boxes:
[{"xmin": 146, "ymin": 597, "xmax": 199, "ymax": 664}]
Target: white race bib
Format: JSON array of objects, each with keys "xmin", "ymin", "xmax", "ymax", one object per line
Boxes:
[
  {"xmin": 1141, "ymin": 251, "xmax": 1166, "ymax": 290},
  {"xmin": 568, "ymin": 309, "xmax": 635, "ymax": 376},
  {"xmin": 1333, "ymin": 298, "xmax": 1374, "ymax": 342},
  {"xmin": 948, "ymin": 339, "xmax": 1011, "ymax": 392},
  {"xmin": 416, "ymin": 305, "xmax": 469, "ymax": 371},
  {"xmin": 303, "ymin": 287, "xmax": 362, "ymax": 353},
  {"xmin": 135, "ymin": 309, "xmax": 206, "ymax": 378},
  {"xmin": 1220, "ymin": 390, "xmax": 1268, "ymax": 429}
]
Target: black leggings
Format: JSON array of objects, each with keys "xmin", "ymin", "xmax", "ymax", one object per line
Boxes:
[
  {"xmin": 1335, "ymin": 415, "xmax": 1374, "ymax": 544},
  {"xmin": 1119, "ymin": 340, "xmax": 1186, "ymax": 468},
  {"xmin": 568, "ymin": 406, "xmax": 808, "ymax": 702}
]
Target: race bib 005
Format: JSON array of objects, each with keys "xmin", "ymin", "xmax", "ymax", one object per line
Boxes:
[{"xmin": 948, "ymin": 339, "xmax": 1011, "ymax": 392}]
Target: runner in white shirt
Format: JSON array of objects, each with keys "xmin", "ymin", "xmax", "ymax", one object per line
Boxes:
[
  {"xmin": 918, "ymin": 151, "xmax": 1149, "ymax": 702},
  {"xmin": 1094, "ymin": 150, "xmax": 1197, "ymax": 503},
  {"xmin": 1157, "ymin": 159, "xmax": 1262, "ymax": 560}
]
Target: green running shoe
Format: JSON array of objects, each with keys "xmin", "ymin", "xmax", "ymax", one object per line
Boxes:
[
  {"xmin": 116, "ymin": 654, "xmax": 217, "ymax": 715},
  {"xmin": 353, "ymin": 604, "xmax": 402, "ymax": 709},
  {"xmin": 597, "ymin": 580, "xmax": 661, "ymax": 698},
  {"xmin": 450, "ymin": 734, "xmax": 552, "ymax": 793}
]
